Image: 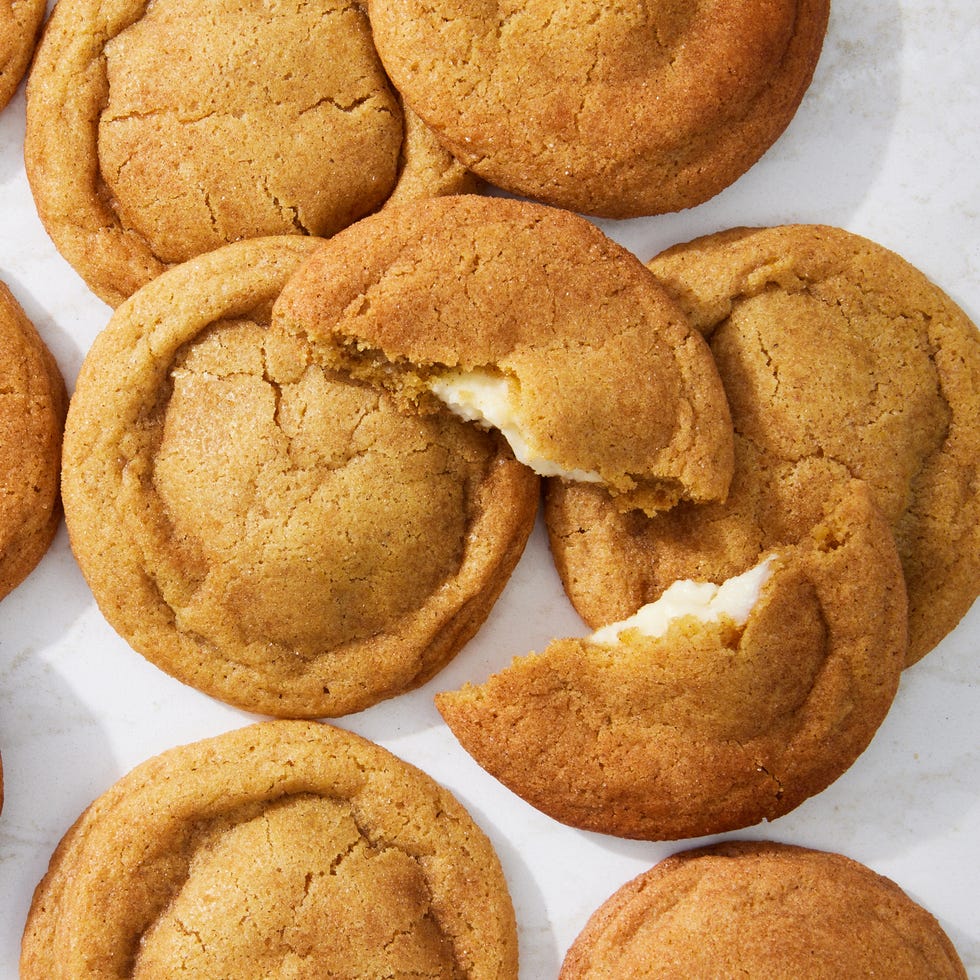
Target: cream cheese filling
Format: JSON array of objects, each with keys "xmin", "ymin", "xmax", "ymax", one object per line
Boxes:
[
  {"xmin": 428, "ymin": 368, "xmax": 603, "ymax": 482},
  {"xmin": 590, "ymin": 557, "xmax": 775, "ymax": 645}
]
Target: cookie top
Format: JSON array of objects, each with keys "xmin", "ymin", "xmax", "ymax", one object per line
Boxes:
[
  {"xmin": 24, "ymin": 0, "xmax": 475, "ymax": 308},
  {"xmin": 61, "ymin": 236, "xmax": 538, "ymax": 718},
  {"xmin": 0, "ymin": 280, "xmax": 66, "ymax": 602},
  {"xmin": 547, "ymin": 224, "xmax": 980, "ymax": 665},
  {"xmin": 438, "ymin": 483, "xmax": 907, "ymax": 840},
  {"xmin": 367, "ymin": 0, "xmax": 829, "ymax": 218},
  {"xmin": 560, "ymin": 841, "xmax": 967, "ymax": 979},
  {"xmin": 0, "ymin": 0, "xmax": 44, "ymax": 110},
  {"xmin": 272, "ymin": 195, "xmax": 734, "ymax": 516},
  {"xmin": 21, "ymin": 720, "xmax": 519, "ymax": 979}
]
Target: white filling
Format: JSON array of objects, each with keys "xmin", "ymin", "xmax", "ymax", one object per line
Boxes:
[
  {"xmin": 428, "ymin": 368, "xmax": 603, "ymax": 482},
  {"xmin": 590, "ymin": 557, "xmax": 774, "ymax": 645}
]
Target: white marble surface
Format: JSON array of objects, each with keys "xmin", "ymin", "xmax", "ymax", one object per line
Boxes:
[{"xmin": 1, "ymin": 1, "xmax": 978, "ymax": 976}]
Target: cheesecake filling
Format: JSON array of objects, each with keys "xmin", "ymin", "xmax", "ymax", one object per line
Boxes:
[
  {"xmin": 590, "ymin": 557, "xmax": 775, "ymax": 645},
  {"xmin": 429, "ymin": 368, "xmax": 603, "ymax": 482}
]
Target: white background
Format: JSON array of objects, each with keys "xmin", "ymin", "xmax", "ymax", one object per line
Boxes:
[{"xmin": 1, "ymin": 1, "xmax": 978, "ymax": 976}]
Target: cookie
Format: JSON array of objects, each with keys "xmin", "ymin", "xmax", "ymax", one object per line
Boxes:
[
  {"xmin": 0, "ymin": 0, "xmax": 44, "ymax": 110},
  {"xmin": 367, "ymin": 0, "xmax": 829, "ymax": 218},
  {"xmin": 24, "ymin": 0, "xmax": 476, "ymax": 308},
  {"xmin": 0, "ymin": 279, "xmax": 66, "ymax": 602},
  {"xmin": 21, "ymin": 720, "xmax": 519, "ymax": 979},
  {"xmin": 438, "ymin": 483, "xmax": 907, "ymax": 840},
  {"xmin": 547, "ymin": 224, "xmax": 980, "ymax": 665},
  {"xmin": 272, "ymin": 195, "xmax": 734, "ymax": 516},
  {"xmin": 61, "ymin": 236, "xmax": 538, "ymax": 718},
  {"xmin": 560, "ymin": 841, "xmax": 967, "ymax": 978}
]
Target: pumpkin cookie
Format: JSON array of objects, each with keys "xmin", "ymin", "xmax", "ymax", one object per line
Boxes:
[
  {"xmin": 272, "ymin": 195, "xmax": 734, "ymax": 516},
  {"xmin": 438, "ymin": 483, "xmax": 907, "ymax": 840},
  {"xmin": 0, "ymin": 0, "xmax": 44, "ymax": 110},
  {"xmin": 368, "ymin": 0, "xmax": 829, "ymax": 218},
  {"xmin": 560, "ymin": 841, "xmax": 967, "ymax": 978},
  {"xmin": 0, "ymin": 280, "xmax": 66, "ymax": 603},
  {"xmin": 547, "ymin": 224, "xmax": 980, "ymax": 665},
  {"xmin": 24, "ymin": 0, "xmax": 475, "ymax": 307},
  {"xmin": 61, "ymin": 236, "xmax": 538, "ymax": 718},
  {"xmin": 21, "ymin": 720, "xmax": 519, "ymax": 979}
]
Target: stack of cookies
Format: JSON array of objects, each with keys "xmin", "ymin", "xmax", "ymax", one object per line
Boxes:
[{"xmin": 2, "ymin": 0, "xmax": 977, "ymax": 974}]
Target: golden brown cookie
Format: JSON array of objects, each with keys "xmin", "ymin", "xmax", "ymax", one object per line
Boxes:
[
  {"xmin": 24, "ymin": 0, "xmax": 475, "ymax": 307},
  {"xmin": 559, "ymin": 841, "xmax": 966, "ymax": 980},
  {"xmin": 0, "ymin": 0, "xmax": 44, "ymax": 110},
  {"xmin": 438, "ymin": 483, "xmax": 907, "ymax": 840},
  {"xmin": 61, "ymin": 236, "xmax": 538, "ymax": 718},
  {"xmin": 560, "ymin": 841, "xmax": 967, "ymax": 979},
  {"xmin": 547, "ymin": 224, "xmax": 980, "ymax": 665},
  {"xmin": 0, "ymin": 279, "xmax": 66, "ymax": 602},
  {"xmin": 367, "ymin": 0, "xmax": 829, "ymax": 218},
  {"xmin": 21, "ymin": 720, "xmax": 519, "ymax": 979},
  {"xmin": 272, "ymin": 195, "xmax": 734, "ymax": 516}
]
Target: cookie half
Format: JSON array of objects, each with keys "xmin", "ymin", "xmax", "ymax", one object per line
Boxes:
[
  {"xmin": 272, "ymin": 195, "xmax": 734, "ymax": 516},
  {"xmin": 438, "ymin": 483, "xmax": 907, "ymax": 840},
  {"xmin": 547, "ymin": 224, "xmax": 980, "ymax": 665},
  {"xmin": 61, "ymin": 236, "xmax": 538, "ymax": 717},
  {"xmin": 368, "ymin": 0, "xmax": 829, "ymax": 217},
  {"xmin": 560, "ymin": 841, "xmax": 967, "ymax": 978},
  {"xmin": 0, "ymin": 280, "xmax": 66, "ymax": 602},
  {"xmin": 21, "ymin": 720, "xmax": 519, "ymax": 979},
  {"xmin": 0, "ymin": 0, "xmax": 44, "ymax": 110},
  {"xmin": 25, "ymin": 0, "xmax": 475, "ymax": 307}
]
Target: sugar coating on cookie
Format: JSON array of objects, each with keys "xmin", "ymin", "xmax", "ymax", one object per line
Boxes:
[
  {"xmin": 0, "ymin": 0, "xmax": 44, "ymax": 110},
  {"xmin": 547, "ymin": 224, "xmax": 980, "ymax": 665},
  {"xmin": 368, "ymin": 0, "xmax": 829, "ymax": 217},
  {"xmin": 438, "ymin": 483, "xmax": 907, "ymax": 841},
  {"xmin": 560, "ymin": 841, "xmax": 967, "ymax": 978},
  {"xmin": 24, "ymin": 0, "xmax": 474, "ymax": 306},
  {"xmin": 21, "ymin": 721, "xmax": 519, "ymax": 979},
  {"xmin": 272, "ymin": 195, "xmax": 734, "ymax": 516},
  {"xmin": 0, "ymin": 281, "xmax": 67, "ymax": 603},
  {"xmin": 61, "ymin": 236, "xmax": 538, "ymax": 717}
]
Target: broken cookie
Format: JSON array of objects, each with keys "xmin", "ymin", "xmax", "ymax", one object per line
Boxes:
[
  {"xmin": 272, "ymin": 194, "xmax": 735, "ymax": 516},
  {"xmin": 438, "ymin": 483, "xmax": 907, "ymax": 840}
]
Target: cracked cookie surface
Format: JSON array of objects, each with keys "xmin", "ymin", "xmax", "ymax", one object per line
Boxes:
[
  {"xmin": 25, "ymin": 0, "xmax": 475, "ymax": 307},
  {"xmin": 546, "ymin": 224, "xmax": 980, "ymax": 665},
  {"xmin": 61, "ymin": 236, "xmax": 538, "ymax": 717},
  {"xmin": 438, "ymin": 484, "xmax": 907, "ymax": 840},
  {"xmin": 367, "ymin": 0, "xmax": 828, "ymax": 217},
  {"xmin": 272, "ymin": 195, "xmax": 734, "ymax": 516},
  {"xmin": 560, "ymin": 841, "xmax": 967, "ymax": 978},
  {"xmin": 0, "ymin": 0, "xmax": 44, "ymax": 110},
  {"xmin": 0, "ymin": 279, "xmax": 66, "ymax": 603},
  {"xmin": 21, "ymin": 720, "xmax": 519, "ymax": 979}
]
